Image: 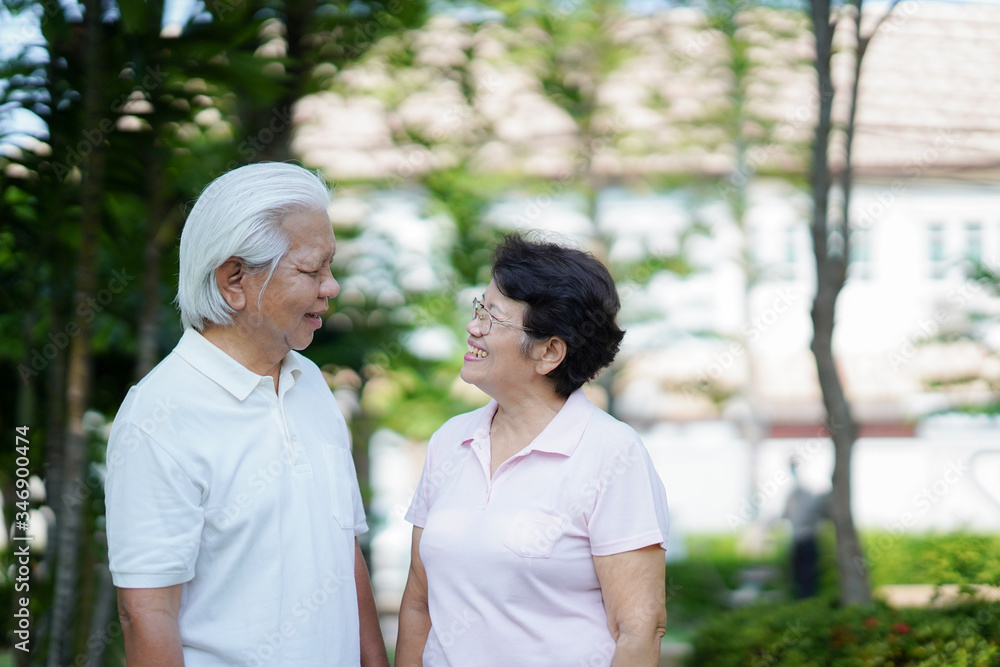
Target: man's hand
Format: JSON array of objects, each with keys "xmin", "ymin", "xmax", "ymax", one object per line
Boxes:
[{"xmin": 356, "ymin": 538, "xmax": 390, "ymax": 667}]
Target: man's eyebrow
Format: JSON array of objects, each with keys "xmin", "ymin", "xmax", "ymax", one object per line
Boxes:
[{"xmin": 304, "ymin": 250, "xmax": 335, "ymax": 265}]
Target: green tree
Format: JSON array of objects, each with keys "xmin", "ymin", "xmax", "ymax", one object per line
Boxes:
[
  {"xmin": 805, "ymin": 0, "xmax": 900, "ymax": 606},
  {"xmin": 0, "ymin": 0, "xmax": 427, "ymax": 662}
]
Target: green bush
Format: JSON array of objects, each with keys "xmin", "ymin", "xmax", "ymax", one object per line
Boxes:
[
  {"xmin": 667, "ymin": 531, "xmax": 1000, "ymax": 645},
  {"xmin": 864, "ymin": 532, "xmax": 1000, "ymax": 587},
  {"xmin": 665, "ymin": 535, "xmax": 790, "ymax": 640},
  {"xmin": 689, "ymin": 598, "xmax": 1000, "ymax": 666}
]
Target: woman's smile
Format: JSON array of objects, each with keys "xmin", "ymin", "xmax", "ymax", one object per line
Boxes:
[{"xmin": 465, "ymin": 340, "xmax": 489, "ymax": 360}]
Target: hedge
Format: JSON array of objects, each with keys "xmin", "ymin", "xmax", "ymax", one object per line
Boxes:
[{"xmin": 689, "ymin": 597, "xmax": 1000, "ymax": 666}]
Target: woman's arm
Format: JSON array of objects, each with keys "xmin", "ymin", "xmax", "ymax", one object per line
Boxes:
[
  {"xmin": 118, "ymin": 585, "xmax": 185, "ymax": 667},
  {"xmin": 394, "ymin": 527, "xmax": 431, "ymax": 666},
  {"xmin": 593, "ymin": 544, "xmax": 667, "ymax": 667}
]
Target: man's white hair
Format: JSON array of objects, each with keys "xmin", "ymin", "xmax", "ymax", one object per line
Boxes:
[{"xmin": 176, "ymin": 162, "xmax": 333, "ymax": 331}]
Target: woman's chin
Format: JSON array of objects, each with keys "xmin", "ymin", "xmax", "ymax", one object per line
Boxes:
[{"xmin": 458, "ymin": 367, "xmax": 486, "ymax": 391}]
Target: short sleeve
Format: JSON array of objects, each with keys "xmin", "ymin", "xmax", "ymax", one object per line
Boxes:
[
  {"xmin": 345, "ymin": 444, "xmax": 369, "ymax": 536},
  {"xmin": 404, "ymin": 449, "xmax": 433, "ymax": 528},
  {"xmin": 105, "ymin": 421, "xmax": 205, "ymax": 588},
  {"xmin": 588, "ymin": 440, "xmax": 669, "ymax": 557},
  {"xmin": 404, "ymin": 408, "xmax": 489, "ymax": 529}
]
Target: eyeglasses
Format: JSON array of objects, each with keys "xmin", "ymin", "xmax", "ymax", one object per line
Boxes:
[{"xmin": 473, "ymin": 297, "xmax": 534, "ymax": 336}]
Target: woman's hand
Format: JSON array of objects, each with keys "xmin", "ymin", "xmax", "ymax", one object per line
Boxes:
[{"xmin": 594, "ymin": 544, "xmax": 668, "ymax": 666}]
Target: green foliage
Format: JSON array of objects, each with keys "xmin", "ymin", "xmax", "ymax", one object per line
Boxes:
[
  {"xmin": 969, "ymin": 261, "xmax": 1000, "ymax": 297},
  {"xmin": 670, "ymin": 530, "xmax": 1000, "ymax": 654},
  {"xmin": 423, "ymin": 166, "xmax": 499, "ymax": 286},
  {"xmin": 864, "ymin": 532, "xmax": 1000, "ymax": 588},
  {"xmin": 666, "ymin": 534, "xmax": 789, "ymax": 640},
  {"xmin": 689, "ymin": 598, "xmax": 1000, "ymax": 666},
  {"xmin": 360, "ymin": 364, "xmax": 482, "ymax": 441}
]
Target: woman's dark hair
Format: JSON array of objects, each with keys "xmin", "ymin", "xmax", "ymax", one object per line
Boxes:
[{"xmin": 491, "ymin": 232, "xmax": 625, "ymax": 397}]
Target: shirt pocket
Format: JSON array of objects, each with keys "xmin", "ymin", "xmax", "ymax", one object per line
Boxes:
[
  {"xmin": 504, "ymin": 509, "xmax": 566, "ymax": 558},
  {"xmin": 321, "ymin": 446, "xmax": 356, "ymax": 531}
]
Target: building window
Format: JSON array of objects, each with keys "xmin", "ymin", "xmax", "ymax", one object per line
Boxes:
[
  {"xmin": 748, "ymin": 226, "xmax": 761, "ymax": 267},
  {"xmin": 928, "ymin": 222, "xmax": 946, "ymax": 280},
  {"xmin": 783, "ymin": 225, "xmax": 796, "ymax": 280},
  {"xmin": 849, "ymin": 227, "xmax": 871, "ymax": 280},
  {"xmin": 965, "ymin": 222, "xmax": 982, "ymax": 266}
]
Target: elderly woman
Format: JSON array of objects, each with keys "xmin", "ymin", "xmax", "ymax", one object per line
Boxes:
[{"xmin": 396, "ymin": 234, "xmax": 670, "ymax": 666}]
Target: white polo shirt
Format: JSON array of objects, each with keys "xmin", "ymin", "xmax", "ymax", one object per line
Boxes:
[
  {"xmin": 106, "ymin": 329, "xmax": 368, "ymax": 666},
  {"xmin": 405, "ymin": 389, "xmax": 669, "ymax": 667}
]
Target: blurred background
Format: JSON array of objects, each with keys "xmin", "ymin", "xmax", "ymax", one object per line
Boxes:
[{"xmin": 2, "ymin": 0, "xmax": 1000, "ymax": 664}]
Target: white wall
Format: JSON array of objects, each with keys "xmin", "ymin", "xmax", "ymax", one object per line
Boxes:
[{"xmin": 643, "ymin": 417, "xmax": 1000, "ymax": 540}]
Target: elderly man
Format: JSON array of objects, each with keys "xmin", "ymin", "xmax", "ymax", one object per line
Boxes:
[{"xmin": 105, "ymin": 163, "xmax": 387, "ymax": 666}]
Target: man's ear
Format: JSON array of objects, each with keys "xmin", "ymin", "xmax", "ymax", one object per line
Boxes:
[
  {"xmin": 215, "ymin": 257, "xmax": 249, "ymax": 311},
  {"xmin": 533, "ymin": 336, "xmax": 567, "ymax": 376}
]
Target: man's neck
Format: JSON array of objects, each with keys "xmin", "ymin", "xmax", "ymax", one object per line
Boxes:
[{"xmin": 201, "ymin": 325, "xmax": 284, "ymax": 392}]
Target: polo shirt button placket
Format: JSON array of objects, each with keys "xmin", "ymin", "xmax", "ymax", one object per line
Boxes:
[
  {"xmin": 482, "ymin": 470, "xmax": 494, "ymax": 508},
  {"xmin": 485, "ymin": 461, "xmax": 514, "ymax": 506},
  {"xmin": 275, "ymin": 399, "xmax": 294, "ymax": 463}
]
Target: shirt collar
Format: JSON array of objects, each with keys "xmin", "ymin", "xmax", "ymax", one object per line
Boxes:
[
  {"xmin": 278, "ymin": 352, "xmax": 304, "ymax": 397},
  {"xmin": 174, "ymin": 328, "xmax": 302, "ymax": 402},
  {"xmin": 462, "ymin": 388, "xmax": 595, "ymax": 458}
]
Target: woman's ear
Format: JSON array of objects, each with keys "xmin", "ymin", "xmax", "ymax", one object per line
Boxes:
[
  {"xmin": 533, "ymin": 336, "xmax": 567, "ymax": 376},
  {"xmin": 215, "ymin": 257, "xmax": 249, "ymax": 311}
]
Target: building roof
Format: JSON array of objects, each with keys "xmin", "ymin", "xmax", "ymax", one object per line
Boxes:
[{"xmin": 293, "ymin": 2, "xmax": 1000, "ymax": 184}]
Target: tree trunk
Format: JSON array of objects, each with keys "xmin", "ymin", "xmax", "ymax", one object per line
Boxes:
[
  {"xmin": 249, "ymin": 0, "xmax": 316, "ymax": 163},
  {"xmin": 136, "ymin": 147, "xmax": 169, "ymax": 379},
  {"xmin": 47, "ymin": 0, "xmax": 108, "ymax": 659},
  {"xmin": 807, "ymin": 0, "xmax": 872, "ymax": 607},
  {"xmin": 83, "ymin": 563, "xmax": 116, "ymax": 667},
  {"xmin": 810, "ymin": 292, "xmax": 870, "ymax": 605}
]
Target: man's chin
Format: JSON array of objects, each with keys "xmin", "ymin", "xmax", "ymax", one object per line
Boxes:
[{"xmin": 289, "ymin": 331, "xmax": 316, "ymax": 352}]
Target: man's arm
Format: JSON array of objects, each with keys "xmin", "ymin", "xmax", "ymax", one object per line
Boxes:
[
  {"xmin": 117, "ymin": 585, "xmax": 185, "ymax": 667},
  {"xmin": 593, "ymin": 544, "xmax": 667, "ymax": 667},
  {"xmin": 355, "ymin": 538, "xmax": 390, "ymax": 667},
  {"xmin": 394, "ymin": 527, "xmax": 430, "ymax": 666}
]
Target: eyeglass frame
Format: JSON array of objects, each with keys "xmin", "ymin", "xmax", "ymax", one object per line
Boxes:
[{"xmin": 472, "ymin": 296, "xmax": 539, "ymax": 336}]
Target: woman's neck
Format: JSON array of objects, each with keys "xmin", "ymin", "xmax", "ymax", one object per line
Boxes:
[{"xmin": 489, "ymin": 387, "xmax": 567, "ymax": 475}]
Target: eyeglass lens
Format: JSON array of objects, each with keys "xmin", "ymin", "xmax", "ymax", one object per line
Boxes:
[{"xmin": 474, "ymin": 298, "xmax": 493, "ymax": 334}]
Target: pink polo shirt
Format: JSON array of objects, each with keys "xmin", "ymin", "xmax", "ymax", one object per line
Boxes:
[{"xmin": 405, "ymin": 389, "xmax": 669, "ymax": 667}]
